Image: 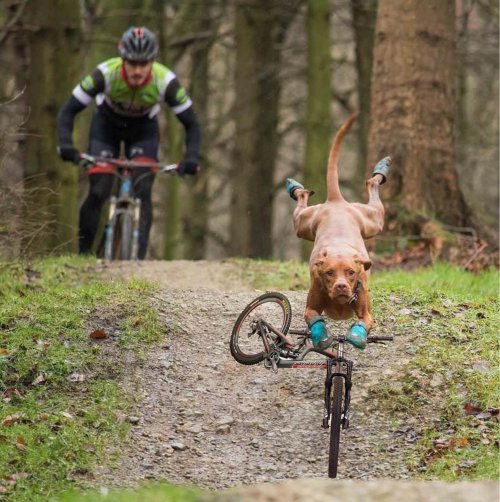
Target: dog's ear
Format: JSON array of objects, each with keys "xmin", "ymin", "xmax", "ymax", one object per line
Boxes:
[{"xmin": 354, "ymin": 256, "xmax": 372, "ymax": 271}]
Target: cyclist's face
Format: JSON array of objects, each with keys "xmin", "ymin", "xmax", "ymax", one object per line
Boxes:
[{"xmin": 123, "ymin": 60, "xmax": 153, "ymax": 87}]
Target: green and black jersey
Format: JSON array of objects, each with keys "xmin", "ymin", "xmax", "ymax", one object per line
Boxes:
[{"xmin": 72, "ymin": 57, "xmax": 192, "ymax": 118}]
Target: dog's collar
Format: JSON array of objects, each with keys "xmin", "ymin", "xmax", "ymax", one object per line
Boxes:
[{"xmin": 348, "ymin": 280, "xmax": 362, "ymax": 306}]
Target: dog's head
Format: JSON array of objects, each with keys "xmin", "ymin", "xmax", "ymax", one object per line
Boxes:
[{"xmin": 312, "ymin": 253, "xmax": 371, "ymax": 304}]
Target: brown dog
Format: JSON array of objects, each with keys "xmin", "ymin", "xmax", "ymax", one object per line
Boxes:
[{"xmin": 287, "ymin": 113, "xmax": 389, "ymax": 348}]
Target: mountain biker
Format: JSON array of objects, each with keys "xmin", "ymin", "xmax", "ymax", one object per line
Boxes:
[{"xmin": 57, "ymin": 26, "xmax": 201, "ymax": 259}]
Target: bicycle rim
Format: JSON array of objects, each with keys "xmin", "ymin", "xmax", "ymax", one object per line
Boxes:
[
  {"xmin": 230, "ymin": 292, "xmax": 292, "ymax": 365},
  {"xmin": 328, "ymin": 375, "xmax": 344, "ymax": 478}
]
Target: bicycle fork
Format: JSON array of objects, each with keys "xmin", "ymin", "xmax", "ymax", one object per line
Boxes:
[
  {"xmin": 130, "ymin": 198, "xmax": 141, "ymax": 260},
  {"xmin": 323, "ymin": 358, "xmax": 353, "ymax": 430},
  {"xmin": 104, "ymin": 196, "xmax": 117, "ymax": 260}
]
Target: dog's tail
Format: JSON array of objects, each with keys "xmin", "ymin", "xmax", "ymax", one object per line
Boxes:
[{"xmin": 327, "ymin": 112, "xmax": 358, "ymax": 202}]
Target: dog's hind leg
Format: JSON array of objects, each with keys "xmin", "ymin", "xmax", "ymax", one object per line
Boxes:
[
  {"xmin": 352, "ymin": 172, "xmax": 387, "ymax": 239},
  {"xmin": 292, "ymin": 189, "xmax": 320, "ymax": 242}
]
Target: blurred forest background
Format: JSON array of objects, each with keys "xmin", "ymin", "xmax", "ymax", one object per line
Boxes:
[{"xmin": 0, "ymin": 0, "xmax": 498, "ymax": 267}]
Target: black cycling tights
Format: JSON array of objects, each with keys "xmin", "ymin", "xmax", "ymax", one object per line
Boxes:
[{"xmin": 79, "ymin": 170, "xmax": 156, "ymax": 259}]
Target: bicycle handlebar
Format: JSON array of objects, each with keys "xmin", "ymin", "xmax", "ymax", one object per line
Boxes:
[
  {"xmin": 287, "ymin": 328, "xmax": 394, "ymax": 344},
  {"xmin": 79, "ymin": 153, "xmax": 178, "ymax": 174}
]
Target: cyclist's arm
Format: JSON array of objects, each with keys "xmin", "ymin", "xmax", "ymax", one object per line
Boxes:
[
  {"xmin": 57, "ymin": 68, "xmax": 105, "ymax": 147},
  {"xmin": 164, "ymin": 78, "xmax": 201, "ymax": 161}
]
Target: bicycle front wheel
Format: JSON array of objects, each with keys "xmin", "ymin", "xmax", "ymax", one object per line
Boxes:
[
  {"xmin": 328, "ymin": 375, "xmax": 344, "ymax": 478},
  {"xmin": 120, "ymin": 211, "xmax": 133, "ymax": 260},
  {"xmin": 230, "ymin": 292, "xmax": 292, "ymax": 365}
]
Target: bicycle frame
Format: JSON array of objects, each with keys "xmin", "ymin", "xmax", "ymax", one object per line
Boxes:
[
  {"xmin": 253, "ymin": 319, "xmax": 391, "ymax": 431},
  {"xmin": 80, "ymin": 154, "xmax": 177, "ymax": 260}
]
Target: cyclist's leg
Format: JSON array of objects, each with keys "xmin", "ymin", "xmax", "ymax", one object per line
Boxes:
[
  {"xmin": 79, "ymin": 174, "xmax": 114, "ymax": 253},
  {"xmin": 79, "ymin": 111, "xmax": 120, "ymax": 254},
  {"xmin": 125, "ymin": 118, "xmax": 159, "ymax": 260}
]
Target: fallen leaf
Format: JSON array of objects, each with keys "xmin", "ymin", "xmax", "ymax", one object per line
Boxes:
[
  {"xmin": 5, "ymin": 472, "xmax": 28, "ymax": 485},
  {"xmin": 0, "ymin": 348, "xmax": 8, "ymax": 355},
  {"xmin": 60, "ymin": 412, "xmax": 74, "ymax": 420},
  {"xmin": 464, "ymin": 403, "xmax": 482, "ymax": 416},
  {"xmin": 89, "ymin": 329, "xmax": 107, "ymax": 339},
  {"xmin": 1, "ymin": 414, "xmax": 23, "ymax": 427},
  {"xmin": 433, "ymin": 438, "xmax": 450, "ymax": 450},
  {"xmin": 3, "ymin": 388, "xmax": 24, "ymax": 400},
  {"xmin": 430, "ymin": 309, "xmax": 442, "ymax": 316},
  {"xmin": 32, "ymin": 374, "xmax": 45, "ymax": 386},
  {"xmin": 131, "ymin": 317, "xmax": 141, "ymax": 327},
  {"xmin": 68, "ymin": 372, "xmax": 86, "ymax": 383},
  {"xmin": 451, "ymin": 437, "xmax": 469, "ymax": 449},
  {"xmin": 15, "ymin": 436, "xmax": 26, "ymax": 451}
]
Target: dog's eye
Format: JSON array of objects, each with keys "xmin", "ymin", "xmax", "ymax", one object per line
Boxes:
[
  {"xmin": 347, "ymin": 269, "xmax": 355, "ymax": 276},
  {"xmin": 326, "ymin": 269, "xmax": 334, "ymax": 277}
]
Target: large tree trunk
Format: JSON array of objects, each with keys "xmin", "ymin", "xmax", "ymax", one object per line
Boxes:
[
  {"xmin": 351, "ymin": 0, "xmax": 377, "ymax": 186},
  {"xmin": 368, "ymin": 0, "xmax": 470, "ymax": 227},
  {"xmin": 230, "ymin": 1, "xmax": 296, "ymax": 258},
  {"xmin": 23, "ymin": 1, "xmax": 81, "ymax": 254}
]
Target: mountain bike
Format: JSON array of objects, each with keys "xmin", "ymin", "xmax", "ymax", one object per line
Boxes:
[
  {"xmin": 229, "ymin": 292, "xmax": 393, "ymax": 478},
  {"xmin": 79, "ymin": 154, "xmax": 178, "ymax": 260}
]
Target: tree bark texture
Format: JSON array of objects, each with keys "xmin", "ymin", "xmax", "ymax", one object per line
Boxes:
[
  {"xmin": 23, "ymin": 1, "xmax": 81, "ymax": 253},
  {"xmin": 304, "ymin": 0, "xmax": 332, "ymax": 204},
  {"xmin": 230, "ymin": 1, "xmax": 295, "ymax": 258},
  {"xmin": 351, "ymin": 0, "xmax": 377, "ymax": 186},
  {"xmin": 368, "ymin": 0, "xmax": 470, "ymax": 227}
]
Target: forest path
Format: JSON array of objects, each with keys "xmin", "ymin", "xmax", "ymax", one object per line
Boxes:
[{"xmin": 89, "ymin": 260, "xmax": 495, "ymax": 500}]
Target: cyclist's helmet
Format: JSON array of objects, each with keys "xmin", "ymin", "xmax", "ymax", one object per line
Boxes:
[{"xmin": 118, "ymin": 26, "xmax": 158, "ymax": 62}]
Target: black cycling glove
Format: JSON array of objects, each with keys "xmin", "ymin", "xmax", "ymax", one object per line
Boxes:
[
  {"xmin": 177, "ymin": 157, "xmax": 200, "ymax": 176},
  {"xmin": 58, "ymin": 145, "xmax": 81, "ymax": 164}
]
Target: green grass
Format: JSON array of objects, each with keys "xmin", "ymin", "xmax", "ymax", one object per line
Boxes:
[
  {"xmin": 369, "ymin": 263, "xmax": 499, "ymax": 480},
  {"xmin": 0, "ymin": 256, "xmax": 171, "ymax": 500},
  {"xmin": 57, "ymin": 482, "xmax": 201, "ymax": 502}
]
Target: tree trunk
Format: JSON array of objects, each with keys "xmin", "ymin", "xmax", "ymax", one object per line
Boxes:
[
  {"xmin": 23, "ymin": 1, "xmax": 81, "ymax": 254},
  {"xmin": 351, "ymin": 0, "xmax": 377, "ymax": 186},
  {"xmin": 368, "ymin": 0, "xmax": 470, "ymax": 227},
  {"xmin": 182, "ymin": 2, "xmax": 217, "ymax": 260},
  {"xmin": 301, "ymin": 0, "xmax": 332, "ymax": 259},
  {"xmin": 230, "ymin": 1, "xmax": 296, "ymax": 258}
]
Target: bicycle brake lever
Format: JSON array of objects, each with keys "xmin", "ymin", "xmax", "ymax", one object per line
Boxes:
[
  {"xmin": 161, "ymin": 164, "xmax": 178, "ymax": 174},
  {"xmin": 79, "ymin": 153, "xmax": 96, "ymax": 169}
]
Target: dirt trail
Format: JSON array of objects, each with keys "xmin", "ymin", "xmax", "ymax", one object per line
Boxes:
[{"xmin": 91, "ymin": 260, "xmax": 496, "ymax": 500}]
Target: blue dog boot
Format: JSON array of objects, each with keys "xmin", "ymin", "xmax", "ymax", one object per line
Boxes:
[
  {"xmin": 309, "ymin": 316, "xmax": 334, "ymax": 351},
  {"xmin": 347, "ymin": 321, "xmax": 368, "ymax": 350},
  {"xmin": 285, "ymin": 178, "xmax": 304, "ymax": 200},
  {"xmin": 372, "ymin": 156, "xmax": 391, "ymax": 184}
]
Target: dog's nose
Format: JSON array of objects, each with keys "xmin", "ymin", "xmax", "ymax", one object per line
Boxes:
[{"xmin": 334, "ymin": 282, "xmax": 349, "ymax": 292}]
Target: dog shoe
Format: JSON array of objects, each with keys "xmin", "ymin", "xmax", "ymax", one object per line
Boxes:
[
  {"xmin": 309, "ymin": 316, "xmax": 335, "ymax": 351},
  {"xmin": 347, "ymin": 321, "xmax": 367, "ymax": 350},
  {"xmin": 285, "ymin": 178, "xmax": 304, "ymax": 200},
  {"xmin": 372, "ymin": 156, "xmax": 391, "ymax": 184}
]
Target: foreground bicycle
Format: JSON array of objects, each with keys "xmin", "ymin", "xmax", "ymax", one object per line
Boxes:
[
  {"xmin": 79, "ymin": 154, "xmax": 178, "ymax": 260},
  {"xmin": 230, "ymin": 292, "xmax": 393, "ymax": 478}
]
